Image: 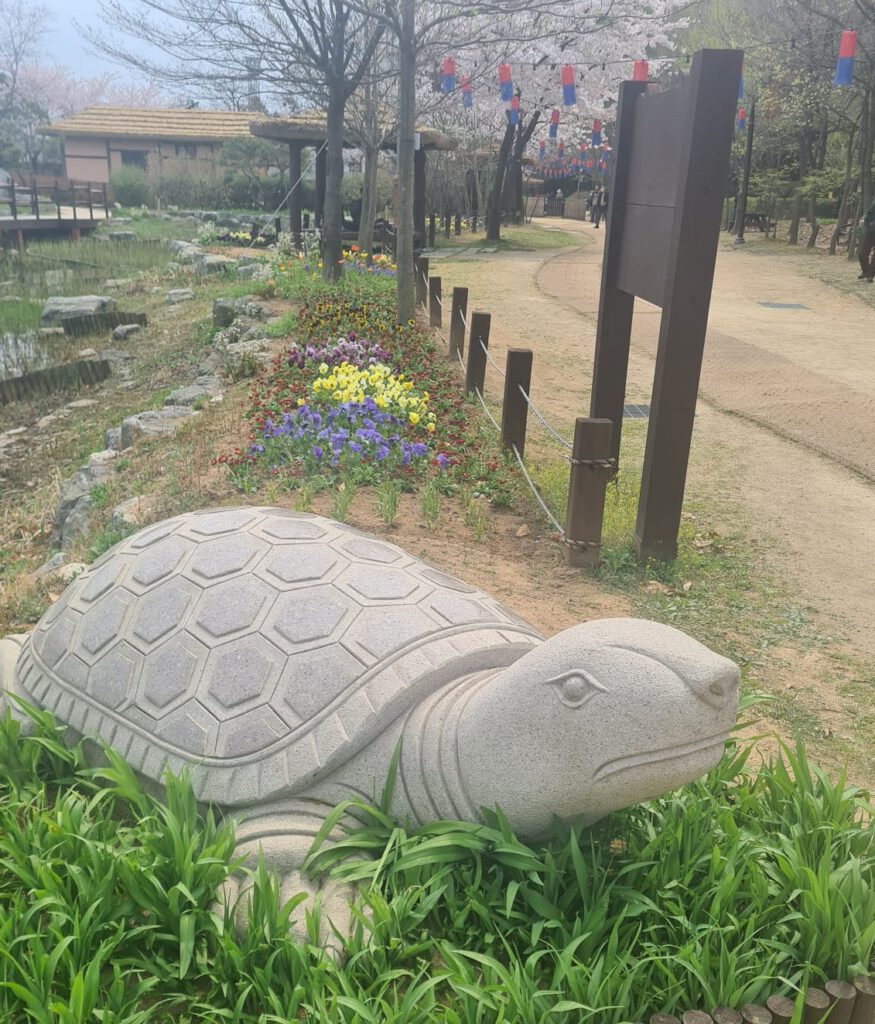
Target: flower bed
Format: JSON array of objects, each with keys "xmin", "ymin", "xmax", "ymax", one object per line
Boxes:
[{"xmin": 221, "ymin": 262, "xmax": 514, "ymax": 504}]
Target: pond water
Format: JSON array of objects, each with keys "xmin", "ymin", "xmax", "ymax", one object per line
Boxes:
[
  {"xmin": 0, "ymin": 234, "xmax": 174, "ymax": 381},
  {"xmin": 1, "ymin": 331, "xmax": 81, "ymax": 379}
]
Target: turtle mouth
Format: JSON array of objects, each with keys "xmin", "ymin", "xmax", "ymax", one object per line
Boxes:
[{"xmin": 593, "ymin": 732, "xmax": 728, "ymax": 781}]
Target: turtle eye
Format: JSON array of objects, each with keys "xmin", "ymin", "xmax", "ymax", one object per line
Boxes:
[{"xmin": 549, "ymin": 671, "xmax": 605, "ymax": 709}]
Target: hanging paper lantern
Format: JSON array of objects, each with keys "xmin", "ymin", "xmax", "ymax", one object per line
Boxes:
[
  {"xmin": 509, "ymin": 95, "xmax": 520, "ymax": 125},
  {"xmin": 561, "ymin": 65, "xmax": 576, "ymax": 105},
  {"xmin": 539, "ymin": 140, "xmax": 546, "ymax": 161},
  {"xmin": 441, "ymin": 57, "xmax": 456, "ymax": 93},
  {"xmin": 632, "ymin": 60, "xmax": 649, "ymax": 82},
  {"xmin": 591, "ymin": 118, "xmax": 602, "ymax": 147},
  {"xmin": 461, "ymin": 74, "xmax": 473, "ymax": 108},
  {"xmin": 833, "ymin": 31, "xmax": 857, "ymax": 86},
  {"xmin": 549, "ymin": 108, "xmax": 560, "ymax": 139},
  {"xmin": 736, "ymin": 107, "xmax": 747, "ymax": 133},
  {"xmin": 498, "ymin": 63, "xmax": 514, "ymax": 102},
  {"xmin": 558, "ymin": 141, "xmax": 565, "ymax": 156}
]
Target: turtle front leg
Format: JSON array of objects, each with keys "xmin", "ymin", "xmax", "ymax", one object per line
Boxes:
[
  {"xmin": 218, "ymin": 803, "xmax": 358, "ymax": 957},
  {"xmin": 0, "ymin": 634, "xmax": 35, "ymax": 736}
]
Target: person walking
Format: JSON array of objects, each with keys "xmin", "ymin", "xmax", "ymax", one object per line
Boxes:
[
  {"xmin": 599, "ymin": 185, "xmax": 609, "ymax": 226},
  {"xmin": 592, "ymin": 187, "xmax": 603, "ymax": 228},
  {"xmin": 859, "ymin": 197, "xmax": 875, "ymax": 283}
]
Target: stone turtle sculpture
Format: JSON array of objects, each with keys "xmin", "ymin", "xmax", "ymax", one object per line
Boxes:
[{"xmin": 0, "ymin": 506, "xmax": 739, "ymax": 944}]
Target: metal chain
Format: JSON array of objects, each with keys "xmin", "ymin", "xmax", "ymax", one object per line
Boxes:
[
  {"xmin": 509, "ymin": 443, "xmax": 566, "ymax": 536},
  {"xmin": 517, "ymin": 384, "xmax": 574, "ymax": 451},
  {"xmin": 480, "ymin": 338, "xmax": 506, "ymax": 377},
  {"xmin": 473, "ymin": 386, "xmax": 501, "ymax": 431},
  {"xmin": 569, "ymin": 457, "xmax": 617, "ymax": 469},
  {"xmin": 509, "ymin": 445, "xmax": 601, "ymax": 551}
]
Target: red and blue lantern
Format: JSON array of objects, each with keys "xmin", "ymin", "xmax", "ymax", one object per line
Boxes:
[
  {"xmin": 539, "ymin": 140, "xmax": 546, "ymax": 161},
  {"xmin": 461, "ymin": 74, "xmax": 473, "ymax": 108},
  {"xmin": 441, "ymin": 57, "xmax": 456, "ymax": 94},
  {"xmin": 833, "ymin": 31, "xmax": 857, "ymax": 86},
  {"xmin": 509, "ymin": 95, "xmax": 520, "ymax": 125},
  {"xmin": 736, "ymin": 107, "xmax": 746, "ymax": 133},
  {"xmin": 498, "ymin": 63, "xmax": 513, "ymax": 102},
  {"xmin": 549, "ymin": 108, "xmax": 560, "ymax": 139},
  {"xmin": 632, "ymin": 60, "xmax": 649, "ymax": 82},
  {"xmin": 591, "ymin": 118, "xmax": 602, "ymax": 147},
  {"xmin": 561, "ymin": 65, "xmax": 576, "ymax": 106}
]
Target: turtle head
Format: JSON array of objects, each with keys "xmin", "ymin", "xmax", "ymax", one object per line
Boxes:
[{"xmin": 456, "ymin": 618, "xmax": 739, "ymax": 837}]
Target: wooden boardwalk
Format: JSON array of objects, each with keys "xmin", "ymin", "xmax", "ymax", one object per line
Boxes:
[{"xmin": 0, "ymin": 181, "xmax": 110, "ymax": 246}]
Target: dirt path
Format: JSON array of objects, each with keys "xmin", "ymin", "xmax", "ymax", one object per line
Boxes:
[{"xmin": 430, "ymin": 219, "xmax": 875, "ymax": 663}]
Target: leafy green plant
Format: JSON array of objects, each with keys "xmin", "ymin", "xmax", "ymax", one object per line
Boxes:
[
  {"xmin": 108, "ymin": 167, "xmax": 154, "ymax": 208},
  {"xmin": 331, "ymin": 481, "xmax": 356, "ymax": 523},
  {"xmin": 420, "ymin": 479, "xmax": 442, "ymax": 528},
  {"xmin": 0, "ymin": 706, "xmax": 871, "ymax": 1023},
  {"xmin": 375, "ymin": 479, "xmax": 400, "ymax": 527}
]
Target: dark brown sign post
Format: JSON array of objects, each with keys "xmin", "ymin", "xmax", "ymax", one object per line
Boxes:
[{"xmin": 589, "ymin": 49, "xmax": 742, "ymax": 561}]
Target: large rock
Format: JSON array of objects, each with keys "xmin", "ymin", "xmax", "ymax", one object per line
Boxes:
[
  {"xmin": 168, "ymin": 240, "xmax": 202, "ymax": 262},
  {"xmin": 41, "ymin": 296, "xmax": 117, "ymax": 327},
  {"xmin": 108, "ymin": 231, "xmax": 136, "ymax": 242},
  {"xmin": 120, "ymin": 406, "xmax": 194, "ymax": 448},
  {"xmin": 213, "ymin": 298, "xmax": 236, "ymax": 328},
  {"xmin": 112, "ymin": 323, "xmax": 143, "ymax": 342},
  {"xmin": 194, "ymin": 253, "xmax": 236, "ymax": 276},
  {"xmin": 164, "ymin": 385, "xmax": 214, "ymax": 407},
  {"xmin": 166, "ymin": 289, "xmax": 194, "ymax": 305}
]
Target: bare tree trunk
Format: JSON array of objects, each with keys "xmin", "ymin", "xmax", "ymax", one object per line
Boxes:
[
  {"xmin": 486, "ymin": 120, "xmax": 515, "ymax": 243},
  {"xmin": 787, "ymin": 194, "xmax": 803, "ymax": 245},
  {"xmin": 395, "ymin": 0, "xmax": 416, "ymax": 324},
  {"xmin": 830, "ymin": 128, "xmax": 856, "ymax": 255},
  {"xmin": 358, "ymin": 142, "xmax": 378, "ymax": 257},
  {"xmin": 323, "ymin": 82, "xmax": 346, "ymax": 282},
  {"xmin": 806, "ymin": 197, "xmax": 819, "ymax": 248}
]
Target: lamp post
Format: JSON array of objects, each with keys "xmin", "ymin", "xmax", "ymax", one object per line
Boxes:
[{"xmin": 735, "ymin": 100, "xmax": 756, "ymax": 245}]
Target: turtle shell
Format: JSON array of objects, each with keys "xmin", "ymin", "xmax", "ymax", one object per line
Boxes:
[{"xmin": 19, "ymin": 507, "xmax": 541, "ymax": 806}]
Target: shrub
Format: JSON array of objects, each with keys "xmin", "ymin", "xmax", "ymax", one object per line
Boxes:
[{"xmin": 108, "ymin": 166, "xmax": 154, "ymax": 207}]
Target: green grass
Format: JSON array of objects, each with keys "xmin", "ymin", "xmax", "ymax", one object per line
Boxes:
[
  {"xmin": 432, "ymin": 222, "xmax": 582, "ymax": 252},
  {"xmin": 0, "ymin": 707, "xmax": 871, "ymax": 1022},
  {"xmin": 0, "ymin": 298, "xmax": 42, "ymax": 334}
]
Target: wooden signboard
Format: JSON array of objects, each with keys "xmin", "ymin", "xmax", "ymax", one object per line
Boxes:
[{"xmin": 589, "ymin": 49, "xmax": 743, "ymax": 561}]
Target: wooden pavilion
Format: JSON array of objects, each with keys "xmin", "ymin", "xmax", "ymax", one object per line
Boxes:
[{"xmin": 249, "ymin": 114, "xmax": 458, "ymax": 247}]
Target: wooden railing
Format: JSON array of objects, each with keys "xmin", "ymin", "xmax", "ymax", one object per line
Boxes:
[{"xmin": 0, "ymin": 179, "xmax": 110, "ymax": 223}]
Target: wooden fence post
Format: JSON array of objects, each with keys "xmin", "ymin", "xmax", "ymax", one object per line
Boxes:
[
  {"xmin": 428, "ymin": 213, "xmax": 436, "ymax": 248},
  {"xmin": 764, "ymin": 998, "xmax": 793, "ymax": 1024},
  {"xmin": 501, "ymin": 349, "xmax": 533, "ymax": 456},
  {"xmin": 429, "ymin": 276, "xmax": 442, "ymax": 328},
  {"xmin": 471, "ymin": 212, "xmax": 478, "ymax": 232},
  {"xmin": 850, "ymin": 977, "xmax": 875, "ymax": 1024},
  {"xmin": 564, "ymin": 418, "xmax": 613, "ymax": 568},
  {"xmin": 454, "ymin": 213, "xmax": 461, "ymax": 235},
  {"xmin": 825, "ymin": 982, "xmax": 858, "ymax": 1024},
  {"xmin": 465, "ymin": 311, "xmax": 490, "ymax": 395},
  {"xmin": 449, "ymin": 286, "xmax": 468, "ymax": 361},
  {"xmin": 415, "ymin": 256, "xmax": 429, "ymax": 307}
]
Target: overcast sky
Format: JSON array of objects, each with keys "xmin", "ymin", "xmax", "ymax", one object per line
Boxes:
[{"xmin": 43, "ymin": 0, "xmax": 131, "ymax": 77}]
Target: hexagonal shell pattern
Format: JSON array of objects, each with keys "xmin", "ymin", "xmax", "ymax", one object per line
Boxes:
[{"xmin": 19, "ymin": 507, "xmax": 544, "ymax": 807}]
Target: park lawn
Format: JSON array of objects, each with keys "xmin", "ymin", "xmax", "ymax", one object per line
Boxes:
[{"xmin": 431, "ymin": 220, "xmax": 583, "ymax": 252}]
